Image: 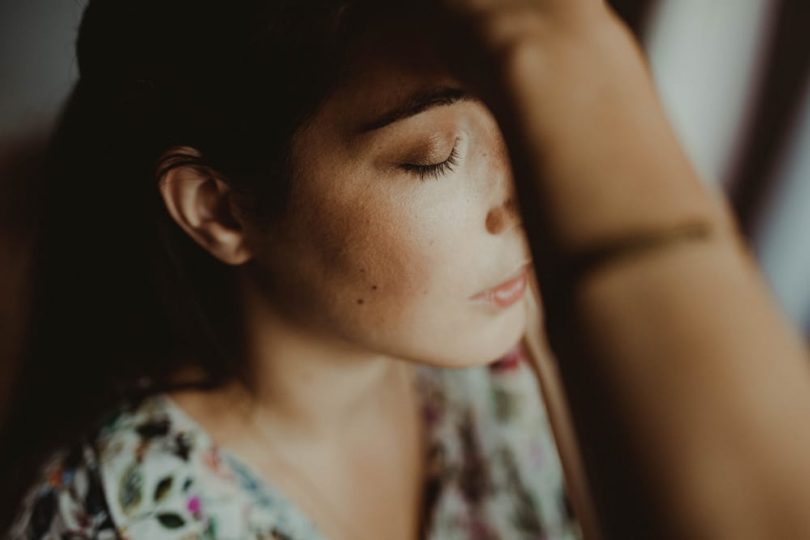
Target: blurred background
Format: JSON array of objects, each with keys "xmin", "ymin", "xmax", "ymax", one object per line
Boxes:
[{"xmin": 1, "ymin": 0, "xmax": 808, "ymax": 417}]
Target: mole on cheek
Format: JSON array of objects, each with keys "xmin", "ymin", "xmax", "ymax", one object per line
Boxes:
[{"xmin": 356, "ymin": 298, "xmax": 365, "ymax": 305}]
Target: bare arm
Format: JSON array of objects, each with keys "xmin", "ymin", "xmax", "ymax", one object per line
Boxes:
[{"xmin": 434, "ymin": 1, "xmax": 810, "ymax": 537}]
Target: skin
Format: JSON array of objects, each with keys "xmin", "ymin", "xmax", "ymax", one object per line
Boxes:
[{"xmin": 159, "ymin": 25, "xmax": 535, "ymax": 540}]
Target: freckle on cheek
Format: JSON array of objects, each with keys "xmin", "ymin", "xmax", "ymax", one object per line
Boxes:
[
  {"xmin": 357, "ymin": 298, "xmax": 364, "ymax": 305},
  {"xmin": 371, "ymin": 285, "xmax": 378, "ymax": 291}
]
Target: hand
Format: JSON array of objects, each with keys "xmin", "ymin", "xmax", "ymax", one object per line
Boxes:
[
  {"xmin": 435, "ymin": 0, "xmax": 612, "ymax": 48},
  {"xmin": 425, "ymin": 0, "xmax": 632, "ymax": 104}
]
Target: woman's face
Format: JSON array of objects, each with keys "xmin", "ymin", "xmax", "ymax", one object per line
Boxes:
[{"xmin": 245, "ymin": 31, "xmax": 533, "ymax": 368}]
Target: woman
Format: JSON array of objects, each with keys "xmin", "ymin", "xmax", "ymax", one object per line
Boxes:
[
  {"xmin": 4, "ymin": 1, "xmax": 586, "ymax": 538},
  {"xmin": 6, "ymin": 0, "xmax": 810, "ymax": 538}
]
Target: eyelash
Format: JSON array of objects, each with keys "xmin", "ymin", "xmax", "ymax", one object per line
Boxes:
[{"xmin": 400, "ymin": 139, "xmax": 460, "ymax": 181}]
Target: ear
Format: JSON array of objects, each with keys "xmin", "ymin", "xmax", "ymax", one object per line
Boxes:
[{"xmin": 157, "ymin": 147, "xmax": 253, "ymax": 265}]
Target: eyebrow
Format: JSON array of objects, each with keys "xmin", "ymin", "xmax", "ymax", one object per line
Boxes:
[{"xmin": 356, "ymin": 86, "xmax": 476, "ymax": 134}]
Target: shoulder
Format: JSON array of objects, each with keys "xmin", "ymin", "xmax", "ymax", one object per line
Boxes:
[
  {"xmin": 417, "ymin": 342, "xmax": 580, "ymax": 539},
  {"xmin": 8, "ymin": 439, "xmax": 116, "ymax": 539},
  {"xmin": 417, "ymin": 340, "xmax": 549, "ymax": 428},
  {"xmin": 9, "ymin": 396, "xmax": 214, "ymax": 539}
]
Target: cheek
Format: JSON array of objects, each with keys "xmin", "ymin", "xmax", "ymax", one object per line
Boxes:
[
  {"xmin": 276, "ymin": 169, "xmax": 483, "ymax": 351},
  {"xmin": 304, "ymin": 187, "xmax": 468, "ymax": 315},
  {"xmin": 336, "ymin": 196, "xmax": 527, "ymax": 367}
]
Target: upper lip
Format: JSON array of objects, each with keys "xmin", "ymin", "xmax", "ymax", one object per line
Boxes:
[{"xmin": 470, "ymin": 260, "xmax": 532, "ymax": 300}]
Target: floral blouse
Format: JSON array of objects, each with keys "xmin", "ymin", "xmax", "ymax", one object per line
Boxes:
[{"xmin": 9, "ymin": 342, "xmax": 581, "ymax": 539}]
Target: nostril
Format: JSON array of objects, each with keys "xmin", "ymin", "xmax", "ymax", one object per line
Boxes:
[
  {"xmin": 505, "ymin": 196, "xmax": 518, "ymax": 215},
  {"xmin": 486, "ymin": 195, "xmax": 521, "ymax": 235},
  {"xmin": 486, "ymin": 207, "xmax": 505, "ymax": 234}
]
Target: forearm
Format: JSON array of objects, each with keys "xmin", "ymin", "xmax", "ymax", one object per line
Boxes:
[
  {"xmin": 568, "ymin": 231, "xmax": 810, "ymax": 538},
  {"xmin": 488, "ymin": 8, "xmax": 810, "ymax": 538}
]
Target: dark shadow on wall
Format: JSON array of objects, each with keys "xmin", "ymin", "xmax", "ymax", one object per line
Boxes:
[{"xmin": 0, "ymin": 134, "xmax": 47, "ymax": 423}]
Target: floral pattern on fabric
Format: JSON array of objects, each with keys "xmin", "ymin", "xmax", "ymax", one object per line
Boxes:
[{"xmin": 10, "ymin": 342, "xmax": 581, "ymax": 539}]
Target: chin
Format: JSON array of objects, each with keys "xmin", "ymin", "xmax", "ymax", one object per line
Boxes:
[{"xmin": 410, "ymin": 303, "xmax": 528, "ymax": 369}]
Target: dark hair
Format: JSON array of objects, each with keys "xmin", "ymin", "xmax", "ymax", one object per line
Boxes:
[{"xmin": 0, "ymin": 0, "xmax": 401, "ymax": 527}]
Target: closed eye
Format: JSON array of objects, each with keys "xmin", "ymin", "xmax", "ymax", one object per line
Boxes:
[{"xmin": 400, "ymin": 139, "xmax": 460, "ymax": 181}]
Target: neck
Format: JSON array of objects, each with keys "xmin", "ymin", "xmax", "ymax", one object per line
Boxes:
[{"xmin": 219, "ymin": 279, "xmax": 418, "ymax": 442}]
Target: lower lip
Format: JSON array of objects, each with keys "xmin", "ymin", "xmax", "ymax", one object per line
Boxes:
[{"xmin": 473, "ymin": 268, "xmax": 529, "ymax": 309}]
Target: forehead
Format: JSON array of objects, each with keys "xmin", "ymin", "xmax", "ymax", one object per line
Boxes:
[{"xmin": 319, "ymin": 21, "xmax": 464, "ymax": 133}]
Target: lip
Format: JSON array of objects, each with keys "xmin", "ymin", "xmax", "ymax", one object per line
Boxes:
[{"xmin": 471, "ymin": 263, "xmax": 531, "ymax": 308}]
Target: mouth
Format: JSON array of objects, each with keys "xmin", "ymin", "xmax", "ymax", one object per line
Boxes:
[{"xmin": 470, "ymin": 262, "xmax": 531, "ymax": 309}]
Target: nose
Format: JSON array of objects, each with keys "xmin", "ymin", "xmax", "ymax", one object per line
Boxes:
[{"xmin": 485, "ymin": 194, "xmax": 521, "ymax": 235}]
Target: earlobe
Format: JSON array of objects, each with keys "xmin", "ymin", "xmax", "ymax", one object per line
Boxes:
[{"xmin": 157, "ymin": 147, "xmax": 253, "ymax": 265}]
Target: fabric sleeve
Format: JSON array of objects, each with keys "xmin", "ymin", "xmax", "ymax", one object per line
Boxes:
[{"xmin": 7, "ymin": 443, "xmax": 119, "ymax": 540}]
